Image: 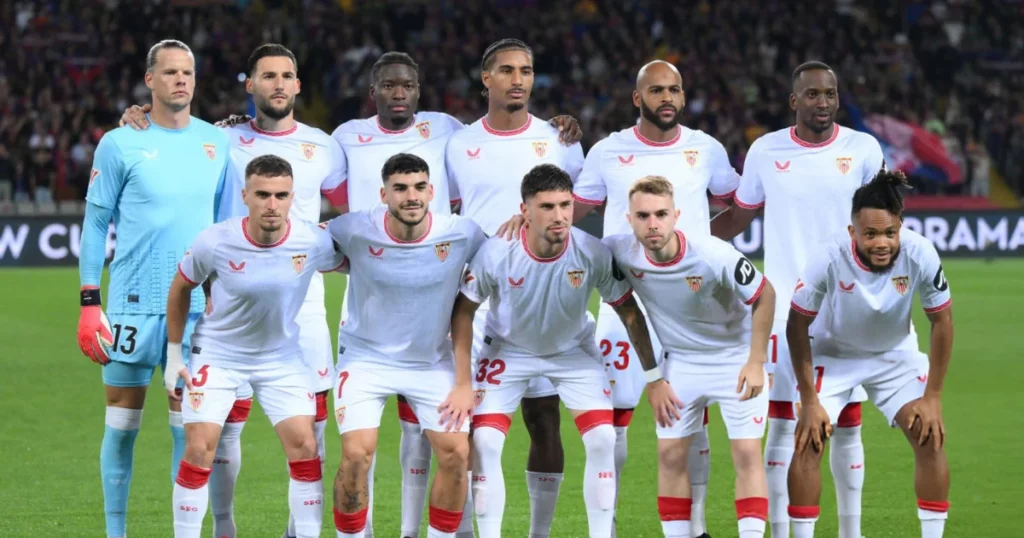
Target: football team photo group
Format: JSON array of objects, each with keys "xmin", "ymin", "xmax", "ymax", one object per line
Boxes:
[{"xmin": 71, "ymin": 34, "xmax": 955, "ymax": 538}]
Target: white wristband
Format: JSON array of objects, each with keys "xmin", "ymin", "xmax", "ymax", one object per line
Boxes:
[
  {"xmin": 164, "ymin": 342, "xmax": 185, "ymax": 392},
  {"xmin": 644, "ymin": 366, "xmax": 664, "ymax": 384}
]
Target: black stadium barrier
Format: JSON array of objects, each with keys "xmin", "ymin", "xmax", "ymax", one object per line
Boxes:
[{"xmin": 1, "ymin": 210, "xmax": 1022, "ymax": 267}]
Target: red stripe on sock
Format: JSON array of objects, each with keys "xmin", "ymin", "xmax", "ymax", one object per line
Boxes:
[
  {"xmin": 333, "ymin": 507, "xmax": 367, "ymax": 533},
  {"xmin": 428, "ymin": 505, "xmax": 463, "ymax": 533},
  {"xmin": 736, "ymin": 497, "xmax": 769, "ymax": 521},
  {"xmin": 703, "ymin": 407, "xmax": 710, "ymax": 426},
  {"xmin": 397, "ymin": 400, "xmax": 420, "ymax": 424},
  {"xmin": 788, "ymin": 505, "xmax": 820, "ymax": 519},
  {"xmin": 315, "ymin": 392, "xmax": 329, "ymax": 422},
  {"xmin": 918, "ymin": 499, "xmax": 950, "ymax": 512},
  {"xmin": 837, "ymin": 402, "xmax": 862, "ymax": 427},
  {"xmin": 613, "ymin": 408, "xmax": 634, "ymax": 427},
  {"xmin": 657, "ymin": 496, "xmax": 692, "ymax": 521},
  {"xmin": 175, "ymin": 460, "xmax": 211, "ymax": 489},
  {"xmin": 288, "ymin": 457, "xmax": 322, "ymax": 482},
  {"xmin": 471, "ymin": 413, "xmax": 512, "ymax": 434},
  {"xmin": 768, "ymin": 400, "xmax": 796, "ymax": 420},
  {"xmin": 225, "ymin": 398, "xmax": 253, "ymax": 423},
  {"xmin": 574, "ymin": 409, "xmax": 614, "ymax": 435}
]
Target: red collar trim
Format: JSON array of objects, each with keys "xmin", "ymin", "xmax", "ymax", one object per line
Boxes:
[
  {"xmin": 520, "ymin": 225, "xmax": 570, "ymax": 263},
  {"xmin": 789, "ymin": 124, "xmax": 840, "ymax": 148},
  {"xmin": 248, "ymin": 120, "xmax": 297, "ymax": 137},
  {"xmin": 633, "ymin": 125, "xmax": 681, "ymax": 147},
  {"xmin": 851, "ymin": 239, "xmax": 872, "ymax": 272},
  {"xmin": 483, "ymin": 115, "xmax": 532, "ymax": 136},
  {"xmin": 645, "ymin": 230, "xmax": 686, "ymax": 266},
  {"xmin": 376, "ymin": 117, "xmax": 414, "ymax": 135},
  {"xmin": 384, "ymin": 211, "xmax": 432, "ymax": 244},
  {"xmin": 242, "ymin": 217, "xmax": 291, "ymax": 248}
]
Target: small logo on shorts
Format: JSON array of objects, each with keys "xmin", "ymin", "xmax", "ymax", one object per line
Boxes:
[
  {"xmin": 127, "ymin": 294, "xmax": 139, "ymax": 303},
  {"xmin": 603, "ymin": 388, "xmax": 611, "ymax": 397},
  {"xmin": 191, "ymin": 346, "xmax": 201, "ymax": 355},
  {"xmin": 474, "ymin": 389, "xmax": 485, "ymax": 406},
  {"xmin": 317, "ymin": 368, "xmax": 329, "ymax": 378},
  {"xmin": 335, "ymin": 406, "xmax": 346, "ymax": 425},
  {"xmin": 753, "ymin": 416, "xmax": 764, "ymax": 424},
  {"xmin": 189, "ymin": 391, "xmax": 204, "ymax": 411},
  {"xmin": 307, "ymin": 392, "xmax": 315, "ymax": 401}
]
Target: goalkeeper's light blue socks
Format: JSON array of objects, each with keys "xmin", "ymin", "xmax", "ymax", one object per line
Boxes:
[
  {"xmin": 101, "ymin": 407, "xmax": 143, "ymax": 538},
  {"xmin": 170, "ymin": 410, "xmax": 186, "ymax": 484}
]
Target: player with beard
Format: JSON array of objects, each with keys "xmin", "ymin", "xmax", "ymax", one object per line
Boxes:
[
  {"xmin": 786, "ymin": 170, "xmax": 953, "ymax": 537},
  {"xmin": 119, "ymin": 44, "xmax": 347, "ymax": 538},
  {"xmin": 710, "ymin": 61, "xmax": 885, "ymax": 538},
  {"xmin": 495, "ymin": 60, "xmax": 736, "ymax": 537}
]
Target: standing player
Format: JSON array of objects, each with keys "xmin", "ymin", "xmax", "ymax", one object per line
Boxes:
[
  {"xmin": 604, "ymin": 176, "xmax": 773, "ymax": 538},
  {"xmin": 445, "ymin": 39, "xmax": 585, "ymax": 536},
  {"xmin": 786, "ymin": 171, "xmax": 952, "ymax": 537},
  {"xmin": 164, "ymin": 155, "xmax": 343, "ymax": 538},
  {"xmin": 119, "ymin": 44, "xmax": 347, "ymax": 538},
  {"xmin": 452, "ymin": 164, "xmax": 652, "ymax": 538},
  {"xmin": 711, "ymin": 61, "xmax": 885, "ymax": 538},
  {"xmin": 76, "ymin": 40, "xmax": 228, "ymax": 538},
  {"xmin": 327, "ymin": 153, "xmax": 486, "ymax": 538}
]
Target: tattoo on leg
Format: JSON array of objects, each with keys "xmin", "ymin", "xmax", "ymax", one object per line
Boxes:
[{"xmin": 342, "ymin": 485, "xmax": 361, "ymax": 512}]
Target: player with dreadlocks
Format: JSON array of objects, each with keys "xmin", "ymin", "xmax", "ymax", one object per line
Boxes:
[{"xmin": 786, "ymin": 170, "xmax": 953, "ymax": 537}]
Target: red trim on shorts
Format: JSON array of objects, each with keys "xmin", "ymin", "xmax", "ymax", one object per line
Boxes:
[
  {"xmin": 924, "ymin": 298, "xmax": 952, "ymax": 314},
  {"xmin": 574, "ymin": 409, "xmax": 613, "ymax": 436},
  {"xmin": 397, "ymin": 400, "xmax": 420, "ymax": 424},
  {"xmin": 322, "ymin": 181, "xmax": 348, "ymax": 206},
  {"xmin": 703, "ymin": 407, "xmax": 710, "ymax": 426},
  {"xmin": 177, "ymin": 264, "xmax": 198, "ymax": 286},
  {"xmin": 428, "ymin": 505, "xmax": 464, "ymax": 533},
  {"xmin": 736, "ymin": 497, "xmax": 769, "ymax": 521},
  {"xmin": 225, "ymin": 398, "xmax": 253, "ymax": 423},
  {"xmin": 745, "ymin": 277, "xmax": 767, "ymax": 305},
  {"xmin": 472, "ymin": 413, "xmax": 512, "ymax": 434},
  {"xmin": 657, "ymin": 496, "xmax": 692, "ymax": 521},
  {"xmin": 242, "ymin": 217, "xmax": 291, "ymax": 248},
  {"xmin": 790, "ymin": 301, "xmax": 818, "ymax": 317},
  {"xmin": 768, "ymin": 400, "xmax": 796, "ymax": 420},
  {"xmin": 837, "ymin": 402, "xmax": 862, "ymax": 427},
  {"xmin": 917, "ymin": 499, "xmax": 950, "ymax": 513},
  {"xmin": 334, "ymin": 507, "xmax": 368, "ymax": 533},
  {"xmin": 613, "ymin": 408, "xmax": 634, "ymax": 427},
  {"xmin": 572, "ymin": 192, "xmax": 605, "ymax": 206},
  {"xmin": 248, "ymin": 120, "xmax": 297, "ymax": 137},
  {"xmin": 788, "ymin": 505, "xmax": 820, "ymax": 519},
  {"xmin": 633, "ymin": 125, "xmax": 681, "ymax": 147},
  {"xmin": 605, "ymin": 289, "xmax": 633, "ymax": 308},
  {"xmin": 789, "ymin": 125, "xmax": 840, "ymax": 148},
  {"xmin": 520, "ymin": 225, "xmax": 571, "ymax": 262},
  {"xmin": 644, "ymin": 230, "xmax": 687, "ymax": 267},
  {"xmin": 175, "ymin": 460, "xmax": 211, "ymax": 489},
  {"xmin": 288, "ymin": 457, "xmax": 323, "ymax": 482},
  {"xmin": 315, "ymin": 392, "xmax": 329, "ymax": 422},
  {"xmin": 384, "ymin": 211, "xmax": 433, "ymax": 244},
  {"xmin": 712, "ymin": 189, "xmax": 737, "ymax": 200},
  {"xmin": 482, "ymin": 115, "xmax": 532, "ymax": 136},
  {"xmin": 733, "ymin": 196, "xmax": 765, "ymax": 209}
]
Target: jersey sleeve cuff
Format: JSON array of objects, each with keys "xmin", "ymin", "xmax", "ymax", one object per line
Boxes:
[
  {"xmin": 712, "ymin": 189, "xmax": 737, "ymax": 200},
  {"xmin": 789, "ymin": 300, "xmax": 817, "ymax": 317},
  {"xmin": 733, "ymin": 195, "xmax": 765, "ymax": 209},
  {"xmin": 319, "ymin": 256, "xmax": 349, "ymax": 274},
  {"xmin": 923, "ymin": 298, "xmax": 952, "ymax": 314},
  {"xmin": 459, "ymin": 286, "xmax": 484, "ymax": 305},
  {"xmin": 572, "ymin": 192, "xmax": 605, "ymax": 206},
  {"xmin": 178, "ymin": 264, "xmax": 199, "ymax": 286},
  {"xmin": 605, "ymin": 289, "xmax": 633, "ymax": 307},
  {"xmin": 744, "ymin": 277, "xmax": 767, "ymax": 305}
]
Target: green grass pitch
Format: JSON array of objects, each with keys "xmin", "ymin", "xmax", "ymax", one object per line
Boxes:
[{"xmin": 1, "ymin": 259, "xmax": 1020, "ymax": 536}]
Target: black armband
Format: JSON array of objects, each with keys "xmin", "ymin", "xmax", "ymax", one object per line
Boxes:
[{"xmin": 80, "ymin": 288, "xmax": 102, "ymax": 307}]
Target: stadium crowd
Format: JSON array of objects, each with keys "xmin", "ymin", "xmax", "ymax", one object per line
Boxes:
[{"xmin": 0, "ymin": 0, "xmax": 1020, "ymax": 207}]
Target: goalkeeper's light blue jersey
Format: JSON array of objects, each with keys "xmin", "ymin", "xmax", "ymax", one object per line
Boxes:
[{"xmin": 85, "ymin": 116, "xmax": 228, "ymax": 315}]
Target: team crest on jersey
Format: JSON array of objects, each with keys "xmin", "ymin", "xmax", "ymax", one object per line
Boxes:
[
  {"xmin": 683, "ymin": 150, "xmax": 699, "ymax": 167},
  {"xmin": 686, "ymin": 276, "xmax": 703, "ymax": 292},
  {"xmin": 189, "ymin": 391, "xmax": 204, "ymax": 411},
  {"xmin": 567, "ymin": 270, "xmax": 585, "ymax": 289},
  {"xmin": 335, "ymin": 405, "xmax": 346, "ymax": 426},
  {"xmin": 891, "ymin": 275, "xmax": 910, "ymax": 295},
  {"xmin": 301, "ymin": 143, "xmax": 317, "ymax": 161},
  {"xmin": 435, "ymin": 242, "xmax": 451, "ymax": 262},
  {"xmin": 292, "ymin": 254, "xmax": 308, "ymax": 273},
  {"xmin": 203, "ymin": 144, "xmax": 216, "ymax": 160},
  {"xmin": 836, "ymin": 157, "xmax": 853, "ymax": 175},
  {"xmin": 416, "ymin": 121, "xmax": 431, "ymax": 139},
  {"xmin": 533, "ymin": 141, "xmax": 548, "ymax": 158}
]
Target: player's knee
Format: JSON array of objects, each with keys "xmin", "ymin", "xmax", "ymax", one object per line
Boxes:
[
  {"xmin": 791, "ymin": 444, "xmax": 824, "ymax": 470},
  {"xmin": 657, "ymin": 440, "xmax": 690, "ymax": 475},
  {"xmin": 581, "ymin": 423, "xmax": 616, "ymax": 454},
  {"xmin": 433, "ymin": 437, "xmax": 470, "ymax": 474},
  {"xmin": 472, "ymin": 426, "xmax": 506, "ymax": 459},
  {"xmin": 184, "ymin": 431, "xmax": 217, "ymax": 464},
  {"xmin": 289, "ymin": 432, "xmax": 319, "ymax": 461},
  {"xmin": 340, "ymin": 440, "xmax": 374, "ymax": 473},
  {"xmin": 731, "ymin": 439, "xmax": 764, "ymax": 478},
  {"xmin": 522, "ymin": 398, "xmax": 561, "ymax": 446}
]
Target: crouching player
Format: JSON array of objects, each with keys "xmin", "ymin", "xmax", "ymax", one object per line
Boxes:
[
  {"xmin": 786, "ymin": 170, "xmax": 953, "ymax": 537},
  {"xmin": 163, "ymin": 155, "xmax": 345, "ymax": 538},
  {"xmin": 602, "ymin": 176, "xmax": 774, "ymax": 537},
  {"xmin": 452, "ymin": 164, "xmax": 656, "ymax": 538}
]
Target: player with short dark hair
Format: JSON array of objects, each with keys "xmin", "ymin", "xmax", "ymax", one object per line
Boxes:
[
  {"xmin": 711, "ymin": 60, "xmax": 886, "ymax": 538},
  {"xmin": 78, "ymin": 39, "xmax": 229, "ymax": 538},
  {"xmin": 165, "ymin": 154, "xmax": 344, "ymax": 538},
  {"xmin": 786, "ymin": 170, "xmax": 953, "ymax": 537},
  {"xmin": 453, "ymin": 163, "xmax": 650, "ymax": 538}
]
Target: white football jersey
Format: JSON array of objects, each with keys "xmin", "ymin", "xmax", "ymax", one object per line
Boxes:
[
  {"xmin": 445, "ymin": 114, "xmax": 585, "ymax": 235},
  {"xmin": 734, "ymin": 125, "xmax": 885, "ymax": 320},
  {"xmin": 178, "ymin": 218, "xmax": 345, "ymax": 366},
  {"xmin": 332, "ymin": 112, "xmax": 464, "ymax": 214},
  {"xmin": 603, "ymin": 231, "xmax": 767, "ymax": 366},
  {"xmin": 460, "ymin": 227, "xmax": 632, "ymax": 358},
  {"xmin": 327, "ymin": 206, "xmax": 486, "ymax": 366},
  {"xmin": 573, "ymin": 125, "xmax": 740, "ymax": 237},
  {"xmin": 790, "ymin": 229, "xmax": 951, "ymax": 358}
]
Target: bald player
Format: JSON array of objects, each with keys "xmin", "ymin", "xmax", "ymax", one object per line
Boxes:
[
  {"xmin": 711, "ymin": 61, "xmax": 886, "ymax": 538},
  {"xmin": 498, "ymin": 60, "xmax": 739, "ymax": 538}
]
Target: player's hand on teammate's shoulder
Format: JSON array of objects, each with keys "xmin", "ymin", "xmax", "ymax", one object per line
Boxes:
[
  {"xmin": 905, "ymin": 395, "xmax": 945, "ymax": 451},
  {"xmin": 496, "ymin": 214, "xmax": 527, "ymax": 240},
  {"xmin": 736, "ymin": 359, "xmax": 766, "ymax": 401},
  {"xmin": 438, "ymin": 382, "xmax": 475, "ymax": 433},
  {"xmin": 119, "ymin": 103, "xmax": 152, "ymax": 130},
  {"xmin": 795, "ymin": 400, "xmax": 832, "ymax": 454},
  {"xmin": 549, "ymin": 115, "xmax": 583, "ymax": 145},
  {"xmin": 214, "ymin": 114, "xmax": 252, "ymax": 128},
  {"xmin": 647, "ymin": 378, "xmax": 684, "ymax": 428}
]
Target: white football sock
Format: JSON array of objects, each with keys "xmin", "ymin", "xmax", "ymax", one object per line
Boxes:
[
  {"xmin": 831, "ymin": 425, "xmax": 864, "ymax": 538},
  {"xmin": 791, "ymin": 518, "xmax": 816, "ymax": 538},
  {"xmin": 400, "ymin": 419, "xmax": 432, "ymax": 537},
  {"xmin": 918, "ymin": 501, "xmax": 949, "ymax": 538},
  {"xmin": 581, "ymin": 423, "xmax": 616, "ymax": 538},
  {"xmin": 738, "ymin": 516, "xmax": 766, "ymax": 537},
  {"xmin": 365, "ymin": 453, "xmax": 376, "ymax": 538},
  {"xmin": 687, "ymin": 426, "xmax": 710, "ymax": 536},
  {"xmin": 288, "ymin": 457, "xmax": 324, "ymax": 538},
  {"xmin": 525, "ymin": 471, "xmax": 563, "ymax": 538},
  {"xmin": 661, "ymin": 520, "xmax": 692, "ymax": 538},
  {"xmin": 210, "ymin": 419, "xmax": 245, "ymax": 538},
  {"xmin": 456, "ymin": 470, "xmax": 474, "ymax": 537},
  {"xmin": 472, "ymin": 426, "xmax": 507, "ymax": 538},
  {"xmin": 765, "ymin": 417, "xmax": 796, "ymax": 538},
  {"xmin": 173, "ymin": 461, "xmax": 211, "ymax": 538}
]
